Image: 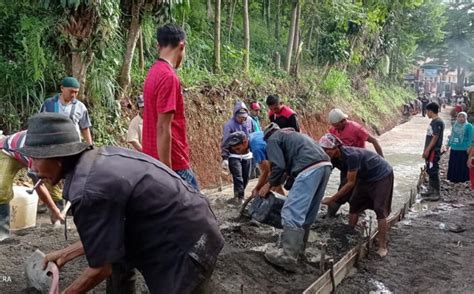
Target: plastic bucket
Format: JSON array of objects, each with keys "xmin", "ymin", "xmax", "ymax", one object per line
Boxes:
[{"xmin": 10, "ymin": 186, "xmax": 38, "ymax": 230}]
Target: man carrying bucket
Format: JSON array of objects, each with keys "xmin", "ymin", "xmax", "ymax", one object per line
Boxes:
[
  {"xmin": 260, "ymin": 123, "xmax": 332, "ymax": 271},
  {"xmin": 0, "ymin": 131, "xmax": 63, "ymax": 241}
]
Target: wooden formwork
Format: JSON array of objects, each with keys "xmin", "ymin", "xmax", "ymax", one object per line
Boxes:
[{"xmin": 304, "ymin": 188, "xmax": 417, "ymax": 294}]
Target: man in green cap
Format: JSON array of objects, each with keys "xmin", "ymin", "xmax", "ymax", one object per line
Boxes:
[
  {"xmin": 40, "ymin": 77, "xmax": 93, "ymax": 145},
  {"xmin": 21, "ymin": 113, "xmax": 223, "ymax": 293}
]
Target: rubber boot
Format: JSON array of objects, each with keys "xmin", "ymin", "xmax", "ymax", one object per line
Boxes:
[
  {"xmin": 265, "ymin": 227, "xmax": 304, "ymax": 272},
  {"xmin": 420, "ymin": 185, "xmax": 434, "ymax": 198},
  {"xmin": 423, "ymin": 188, "xmax": 440, "ymax": 201},
  {"xmin": 0, "ymin": 203, "xmax": 10, "ymax": 241},
  {"xmin": 327, "ymin": 202, "xmax": 342, "ymax": 217}
]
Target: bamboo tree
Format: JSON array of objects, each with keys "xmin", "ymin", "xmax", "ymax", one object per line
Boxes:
[{"xmin": 214, "ymin": 0, "xmax": 221, "ymax": 73}]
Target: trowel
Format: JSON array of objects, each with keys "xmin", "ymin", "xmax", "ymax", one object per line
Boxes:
[{"xmin": 25, "ymin": 249, "xmax": 60, "ymax": 294}]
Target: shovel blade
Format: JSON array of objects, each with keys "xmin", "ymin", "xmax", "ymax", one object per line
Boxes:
[{"xmin": 25, "ymin": 249, "xmax": 53, "ymax": 293}]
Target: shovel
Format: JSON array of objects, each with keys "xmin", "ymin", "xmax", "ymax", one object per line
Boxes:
[{"xmin": 25, "ymin": 249, "xmax": 60, "ymax": 294}]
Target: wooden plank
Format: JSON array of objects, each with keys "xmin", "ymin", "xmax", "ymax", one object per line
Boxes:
[{"xmin": 304, "ymin": 186, "xmax": 417, "ymax": 294}]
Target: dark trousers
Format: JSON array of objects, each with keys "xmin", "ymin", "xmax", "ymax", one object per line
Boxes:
[
  {"xmin": 426, "ymin": 150, "xmax": 441, "ymax": 191},
  {"xmin": 228, "ymin": 157, "xmax": 251, "ymax": 199},
  {"xmin": 106, "ymin": 264, "xmax": 137, "ymax": 294}
]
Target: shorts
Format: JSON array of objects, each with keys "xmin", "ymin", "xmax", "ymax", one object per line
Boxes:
[{"xmin": 349, "ymin": 172, "xmax": 394, "ymax": 220}]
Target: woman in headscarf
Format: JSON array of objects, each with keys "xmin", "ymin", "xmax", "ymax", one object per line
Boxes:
[{"xmin": 447, "ymin": 112, "xmax": 473, "ymax": 183}]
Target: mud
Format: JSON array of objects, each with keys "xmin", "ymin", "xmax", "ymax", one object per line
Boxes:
[{"xmin": 336, "ymin": 157, "xmax": 474, "ymax": 293}]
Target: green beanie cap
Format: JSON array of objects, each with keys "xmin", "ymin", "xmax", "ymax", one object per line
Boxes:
[{"xmin": 61, "ymin": 77, "xmax": 80, "ymax": 88}]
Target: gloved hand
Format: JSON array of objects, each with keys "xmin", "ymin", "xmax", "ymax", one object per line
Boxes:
[{"xmin": 221, "ymin": 159, "xmax": 229, "ymax": 170}]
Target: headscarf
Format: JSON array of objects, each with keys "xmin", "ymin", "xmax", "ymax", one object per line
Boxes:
[
  {"xmin": 451, "ymin": 112, "xmax": 468, "ymax": 144},
  {"xmin": 319, "ymin": 133, "xmax": 343, "ymax": 149}
]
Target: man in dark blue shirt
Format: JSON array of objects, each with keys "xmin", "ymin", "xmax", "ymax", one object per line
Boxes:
[
  {"xmin": 320, "ymin": 134, "xmax": 394, "ymax": 257},
  {"xmin": 21, "ymin": 113, "xmax": 224, "ymax": 294},
  {"xmin": 421, "ymin": 102, "xmax": 444, "ymax": 201}
]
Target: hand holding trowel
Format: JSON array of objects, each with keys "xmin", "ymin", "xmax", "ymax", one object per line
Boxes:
[{"xmin": 25, "ymin": 249, "xmax": 60, "ymax": 294}]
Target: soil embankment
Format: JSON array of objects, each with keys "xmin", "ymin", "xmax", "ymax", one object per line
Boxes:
[{"xmin": 184, "ymin": 81, "xmax": 405, "ymax": 188}]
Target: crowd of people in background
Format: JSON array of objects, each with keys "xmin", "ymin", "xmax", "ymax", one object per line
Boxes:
[{"xmin": 1, "ymin": 22, "xmax": 474, "ymax": 293}]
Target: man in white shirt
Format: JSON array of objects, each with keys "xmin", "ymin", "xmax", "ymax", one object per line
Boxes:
[{"xmin": 127, "ymin": 95, "xmax": 144, "ymax": 152}]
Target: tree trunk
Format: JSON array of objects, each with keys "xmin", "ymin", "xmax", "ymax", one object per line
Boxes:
[
  {"xmin": 138, "ymin": 30, "xmax": 145, "ymax": 73},
  {"xmin": 227, "ymin": 0, "xmax": 237, "ymax": 41},
  {"xmin": 284, "ymin": 0, "xmax": 298, "ymax": 72},
  {"xmin": 274, "ymin": 51, "xmax": 280, "ymax": 71},
  {"xmin": 291, "ymin": 2, "xmax": 301, "ymax": 64},
  {"xmin": 118, "ymin": 0, "xmax": 142, "ymax": 99},
  {"xmin": 214, "ymin": 0, "xmax": 221, "ymax": 73},
  {"xmin": 265, "ymin": 0, "xmax": 271, "ymax": 34},
  {"xmin": 307, "ymin": 18, "xmax": 314, "ymax": 52},
  {"xmin": 243, "ymin": 0, "xmax": 250, "ymax": 73},
  {"xmin": 275, "ymin": 0, "xmax": 281, "ymax": 43},
  {"xmin": 207, "ymin": 0, "xmax": 213, "ymax": 19},
  {"xmin": 71, "ymin": 49, "xmax": 94, "ymax": 103},
  {"xmin": 291, "ymin": 3, "xmax": 302, "ymax": 78}
]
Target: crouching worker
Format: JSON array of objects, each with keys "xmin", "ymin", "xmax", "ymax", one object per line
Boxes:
[
  {"xmin": 319, "ymin": 134, "xmax": 393, "ymax": 257},
  {"xmin": 20, "ymin": 113, "xmax": 224, "ymax": 294},
  {"xmin": 260, "ymin": 123, "xmax": 332, "ymax": 271},
  {"xmin": 0, "ymin": 131, "xmax": 64, "ymax": 241},
  {"xmin": 224, "ymin": 131, "xmax": 284, "ymax": 198}
]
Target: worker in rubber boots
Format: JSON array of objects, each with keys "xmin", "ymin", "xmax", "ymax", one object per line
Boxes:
[
  {"xmin": 0, "ymin": 131, "xmax": 64, "ymax": 241},
  {"xmin": 319, "ymin": 134, "xmax": 394, "ymax": 257},
  {"xmin": 260, "ymin": 123, "xmax": 332, "ymax": 271},
  {"xmin": 224, "ymin": 131, "xmax": 284, "ymax": 198},
  {"xmin": 20, "ymin": 113, "xmax": 224, "ymax": 294},
  {"xmin": 421, "ymin": 102, "xmax": 444, "ymax": 201}
]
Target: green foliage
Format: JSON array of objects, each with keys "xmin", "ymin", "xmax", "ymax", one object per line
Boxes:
[{"xmin": 320, "ymin": 68, "xmax": 351, "ymax": 96}]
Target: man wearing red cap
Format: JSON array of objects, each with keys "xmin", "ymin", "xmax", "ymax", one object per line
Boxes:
[{"xmin": 249, "ymin": 101, "xmax": 262, "ymax": 132}]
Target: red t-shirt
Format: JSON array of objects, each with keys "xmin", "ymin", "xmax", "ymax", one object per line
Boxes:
[
  {"xmin": 329, "ymin": 120, "xmax": 369, "ymax": 148},
  {"xmin": 142, "ymin": 59, "xmax": 190, "ymax": 171}
]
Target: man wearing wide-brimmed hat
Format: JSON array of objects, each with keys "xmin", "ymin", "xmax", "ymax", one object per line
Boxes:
[{"xmin": 21, "ymin": 113, "xmax": 224, "ymax": 293}]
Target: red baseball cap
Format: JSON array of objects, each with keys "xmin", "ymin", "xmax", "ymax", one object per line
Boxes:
[{"xmin": 250, "ymin": 102, "xmax": 261, "ymax": 110}]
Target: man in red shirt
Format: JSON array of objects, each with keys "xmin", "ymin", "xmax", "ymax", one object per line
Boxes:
[
  {"xmin": 326, "ymin": 108, "xmax": 384, "ymax": 217},
  {"xmin": 142, "ymin": 23, "xmax": 199, "ymax": 190}
]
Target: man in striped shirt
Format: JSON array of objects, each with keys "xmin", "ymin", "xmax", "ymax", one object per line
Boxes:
[{"xmin": 0, "ymin": 131, "xmax": 63, "ymax": 240}]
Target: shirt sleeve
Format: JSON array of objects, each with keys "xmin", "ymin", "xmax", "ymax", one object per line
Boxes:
[
  {"xmin": 72, "ymin": 193, "xmax": 126, "ymax": 268},
  {"xmin": 126, "ymin": 117, "xmax": 140, "ymax": 143},
  {"xmin": 289, "ymin": 114, "xmax": 300, "ymax": 132},
  {"xmin": 267, "ymin": 141, "xmax": 286, "ymax": 186},
  {"xmin": 346, "ymin": 151, "xmax": 361, "ymax": 172},
  {"xmin": 156, "ymin": 73, "xmax": 180, "ymax": 114},
  {"xmin": 78, "ymin": 107, "xmax": 92, "ymax": 129},
  {"xmin": 432, "ymin": 120, "xmax": 443, "ymax": 136},
  {"xmin": 357, "ymin": 126, "xmax": 369, "ymax": 142}
]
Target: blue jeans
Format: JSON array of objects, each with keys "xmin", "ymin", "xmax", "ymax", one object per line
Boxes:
[
  {"xmin": 281, "ymin": 165, "xmax": 331, "ymax": 228},
  {"xmin": 176, "ymin": 169, "xmax": 200, "ymax": 191}
]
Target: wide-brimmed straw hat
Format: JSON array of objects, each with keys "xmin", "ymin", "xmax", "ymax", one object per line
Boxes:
[{"xmin": 19, "ymin": 113, "xmax": 89, "ymax": 158}]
